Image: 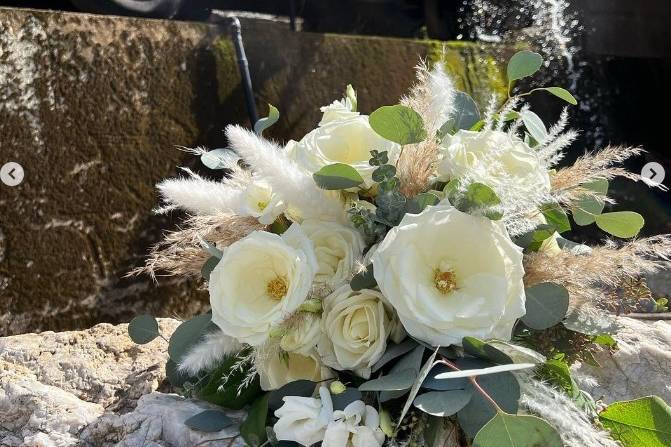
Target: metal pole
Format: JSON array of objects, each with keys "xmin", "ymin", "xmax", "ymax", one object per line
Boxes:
[
  {"xmin": 230, "ymin": 17, "xmax": 258, "ymax": 125},
  {"xmin": 289, "ymin": 0, "xmax": 297, "ymax": 31}
]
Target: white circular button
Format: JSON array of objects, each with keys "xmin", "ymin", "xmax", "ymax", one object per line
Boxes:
[
  {"xmin": 641, "ymin": 162, "xmax": 665, "ymax": 187},
  {"xmin": 1, "ymin": 162, "xmax": 24, "ymax": 187}
]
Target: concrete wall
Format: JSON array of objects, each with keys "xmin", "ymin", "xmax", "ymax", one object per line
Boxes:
[{"xmin": 0, "ymin": 8, "xmax": 505, "ymax": 335}]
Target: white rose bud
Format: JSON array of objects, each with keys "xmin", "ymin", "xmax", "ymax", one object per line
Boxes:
[
  {"xmin": 280, "ymin": 314, "xmax": 322, "ymax": 356},
  {"xmin": 318, "ymin": 286, "xmax": 405, "ymax": 378},
  {"xmin": 256, "ymin": 349, "xmax": 333, "ymax": 391},
  {"xmin": 209, "ymin": 224, "xmax": 317, "ymax": 346},
  {"xmin": 242, "ymin": 179, "xmax": 286, "ymax": 225},
  {"xmin": 371, "ymin": 204, "xmax": 526, "ymax": 347},
  {"xmin": 285, "ymin": 115, "xmax": 400, "ymax": 187},
  {"xmin": 301, "ymin": 220, "xmax": 365, "ymax": 288}
]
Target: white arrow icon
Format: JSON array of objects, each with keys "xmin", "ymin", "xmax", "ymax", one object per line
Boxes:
[
  {"xmin": 1, "ymin": 162, "xmax": 24, "ymax": 187},
  {"xmin": 641, "ymin": 162, "xmax": 666, "ymax": 188}
]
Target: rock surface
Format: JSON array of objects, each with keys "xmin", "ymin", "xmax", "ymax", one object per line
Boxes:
[
  {"xmin": 0, "ymin": 7, "xmax": 507, "ymax": 335},
  {"xmin": 574, "ymin": 316, "xmax": 671, "ymax": 403},
  {"xmin": 0, "ymin": 318, "xmax": 243, "ymax": 446}
]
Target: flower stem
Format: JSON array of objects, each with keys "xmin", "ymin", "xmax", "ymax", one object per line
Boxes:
[{"xmin": 438, "ymin": 357, "xmax": 502, "ymax": 412}]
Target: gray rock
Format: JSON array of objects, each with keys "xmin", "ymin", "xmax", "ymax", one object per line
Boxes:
[{"xmin": 574, "ymin": 316, "xmax": 671, "ymax": 403}]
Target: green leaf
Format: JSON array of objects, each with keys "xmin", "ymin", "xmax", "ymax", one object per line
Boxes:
[
  {"xmin": 520, "ymin": 110, "xmax": 548, "ymax": 143},
  {"xmin": 397, "ymin": 347, "xmax": 440, "ymax": 428},
  {"xmin": 369, "ymin": 104, "xmax": 427, "ymax": 145},
  {"xmin": 128, "ymin": 315, "xmax": 159, "ymax": 344},
  {"xmin": 253, "ymin": 104, "xmax": 280, "ymax": 135},
  {"xmin": 313, "ymin": 163, "xmax": 364, "ymax": 190},
  {"xmin": 201, "ymin": 256, "xmax": 220, "ymax": 281},
  {"xmin": 368, "ymin": 150, "xmax": 389, "ymax": 166},
  {"xmin": 457, "ymin": 372, "xmax": 520, "ymax": 438},
  {"xmin": 483, "ymin": 341, "xmax": 546, "ymax": 365},
  {"xmin": 168, "ymin": 313, "xmax": 217, "ymax": 364},
  {"xmin": 184, "ymin": 409, "xmax": 234, "ymax": 433},
  {"xmin": 542, "ymin": 87, "xmax": 578, "ymax": 105},
  {"xmin": 350, "ymin": 264, "xmax": 376, "ymax": 291},
  {"xmin": 359, "ymin": 369, "xmax": 416, "ymax": 392},
  {"xmin": 240, "ymin": 393, "xmax": 270, "ymax": 446},
  {"xmin": 165, "ymin": 358, "xmax": 191, "ymax": 388},
  {"xmin": 372, "ymin": 164, "xmax": 396, "ymax": 182},
  {"xmin": 346, "ymin": 84, "xmax": 357, "ymax": 112},
  {"xmin": 439, "ymin": 91, "xmax": 480, "ymax": 137},
  {"xmin": 542, "ymin": 203, "xmax": 571, "ymax": 233},
  {"xmin": 196, "ymin": 354, "xmax": 262, "ymax": 410},
  {"xmin": 600, "ymin": 396, "xmax": 671, "ymax": 447},
  {"xmin": 197, "ymin": 235, "xmax": 223, "ymax": 259},
  {"xmin": 267, "ymin": 380, "xmax": 316, "ymax": 411},
  {"xmin": 414, "ymin": 390, "xmax": 472, "ymax": 417},
  {"xmin": 515, "ymin": 224, "xmax": 555, "ymax": 252},
  {"xmin": 593, "ymin": 334, "xmax": 617, "ymax": 347},
  {"xmin": 595, "ymin": 211, "xmax": 645, "ymax": 238},
  {"xmin": 507, "ymin": 50, "xmax": 543, "ymax": 83},
  {"xmin": 449, "ymin": 182, "xmax": 502, "ymax": 220},
  {"xmin": 332, "ymin": 388, "xmax": 363, "ymax": 411},
  {"xmin": 372, "ymin": 339, "xmax": 420, "ymax": 373},
  {"xmin": 378, "ymin": 345, "xmax": 425, "ymax": 402},
  {"xmin": 571, "ymin": 178, "xmax": 608, "ymax": 225},
  {"xmin": 405, "ymin": 192, "xmax": 441, "ymax": 214},
  {"xmin": 462, "ymin": 336, "xmax": 490, "ymax": 360},
  {"xmin": 201, "ymin": 148, "xmax": 238, "ymax": 170},
  {"xmin": 539, "ymin": 358, "xmax": 578, "ymax": 396},
  {"xmin": 375, "ymin": 189, "xmax": 407, "ymax": 226},
  {"xmin": 522, "ymin": 282, "xmax": 570, "ymax": 330},
  {"xmin": 473, "ymin": 412, "xmax": 563, "ymax": 447}
]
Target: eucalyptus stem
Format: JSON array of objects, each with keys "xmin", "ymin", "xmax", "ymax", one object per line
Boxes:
[{"xmin": 438, "ymin": 357, "xmax": 502, "ymax": 412}]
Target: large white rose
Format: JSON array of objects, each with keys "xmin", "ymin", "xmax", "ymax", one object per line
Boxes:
[
  {"xmin": 285, "ymin": 115, "xmax": 400, "ymax": 187},
  {"xmin": 322, "ymin": 400, "xmax": 385, "ymax": 447},
  {"xmin": 437, "ymin": 129, "xmax": 551, "ymax": 194},
  {"xmin": 318, "ymin": 286, "xmax": 405, "ymax": 378},
  {"xmin": 274, "ymin": 386, "xmax": 333, "ymax": 446},
  {"xmin": 371, "ymin": 204, "xmax": 525, "ymax": 346},
  {"xmin": 301, "ymin": 220, "xmax": 365, "ymax": 287},
  {"xmin": 257, "ymin": 349, "xmax": 333, "ymax": 391},
  {"xmin": 209, "ymin": 224, "xmax": 317, "ymax": 346}
]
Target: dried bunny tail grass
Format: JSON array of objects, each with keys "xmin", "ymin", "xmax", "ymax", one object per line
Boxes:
[
  {"xmin": 482, "ymin": 93, "xmax": 500, "ymax": 131},
  {"xmin": 396, "ymin": 138, "xmax": 440, "ymax": 197},
  {"xmin": 178, "ymin": 330, "xmax": 243, "ymax": 375},
  {"xmin": 400, "ymin": 58, "xmax": 455, "ymax": 135},
  {"xmin": 517, "ymin": 373, "xmax": 620, "ymax": 447},
  {"xmin": 550, "ymin": 146, "xmax": 655, "ymax": 205},
  {"xmin": 130, "ymin": 214, "xmax": 264, "ymax": 280},
  {"xmin": 524, "ymin": 235, "xmax": 671, "ymax": 307}
]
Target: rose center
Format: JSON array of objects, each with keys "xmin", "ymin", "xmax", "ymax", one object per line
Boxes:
[
  {"xmin": 257, "ymin": 200, "xmax": 269, "ymax": 211},
  {"xmin": 267, "ymin": 277, "xmax": 288, "ymax": 300},
  {"xmin": 434, "ymin": 269, "xmax": 458, "ymax": 295}
]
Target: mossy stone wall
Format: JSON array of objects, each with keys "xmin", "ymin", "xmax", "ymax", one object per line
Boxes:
[{"xmin": 0, "ymin": 8, "xmax": 504, "ymax": 334}]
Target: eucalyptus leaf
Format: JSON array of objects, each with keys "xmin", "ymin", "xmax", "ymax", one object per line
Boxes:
[
  {"xmin": 457, "ymin": 372, "xmax": 520, "ymax": 438},
  {"xmin": 423, "ymin": 364, "xmax": 469, "ymax": 391},
  {"xmin": 168, "ymin": 313, "xmax": 217, "ymax": 364},
  {"xmin": 440, "ymin": 91, "xmax": 480, "ymax": 137},
  {"xmin": 397, "ymin": 348, "xmax": 440, "ymax": 428},
  {"xmin": 376, "ymin": 189, "xmax": 407, "ymax": 226},
  {"xmin": 358, "ymin": 368, "xmax": 417, "ymax": 391},
  {"xmin": 449, "ymin": 182, "xmax": 502, "ymax": 220},
  {"xmin": 313, "ymin": 163, "xmax": 364, "ymax": 190},
  {"xmin": 197, "ymin": 235, "xmax": 223, "ymax": 259},
  {"xmin": 414, "ymin": 390, "xmax": 472, "ymax": 417},
  {"xmin": 462, "ymin": 336, "xmax": 490, "ymax": 360},
  {"xmin": 599, "ymin": 396, "xmax": 671, "ymax": 447},
  {"xmin": 165, "ymin": 358, "xmax": 191, "ymax": 388},
  {"xmin": 369, "ymin": 105, "xmax": 427, "ymax": 145},
  {"xmin": 332, "ymin": 388, "xmax": 363, "ymax": 411},
  {"xmin": 201, "ymin": 256, "xmax": 220, "ymax": 281},
  {"xmin": 372, "ymin": 338, "xmax": 419, "ymax": 373},
  {"xmin": 473, "ymin": 412, "xmax": 563, "ymax": 446},
  {"xmin": 595, "ymin": 211, "xmax": 644, "ymax": 238},
  {"xmin": 483, "ymin": 341, "xmax": 546, "ymax": 365},
  {"xmin": 521, "ymin": 282, "xmax": 570, "ymax": 330},
  {"xmin": 240, "ymin": 393, "xmax": 270, "ymax": 446},
  {"xmin": 507, "ymin": 50, "xmax": 543, "ymax": 83},
  {"xmin": 253, "ymin": 104, "xmax": 280, "ymax": 135},
  {"xmin": 268, "ymin": 380, "xmax": 316, "ymax": 411},
  {"xmin": 201, "ymin": 148, "xmax": 239, "ymax": 170},
  {"xmin": 128, "ymin": 314, "xmax": 159, "ymax": 344},
  {"xmin": 542, "ymin": 87, "xmax": 577, "ymax": 105},
  {"xmin": 405, "ymin": 192, "xmax": 441, "ymax": 214},
  {"xmin": 378, "ymin": 345, "xmax": 425, "ymax": 401},
  {"xmin": 184, "ymin": 409, "xmax": 234, "ymax": 433},
  {"xmin": 520, "ymin": 110, "xmax": 548, "ymax": 143},
  {"xmin": 571, "ymin": 178, "xmax": 608, "ymax": 225},
  {"xmin": 350, "ymin": 264, "xmax": 376, "ymax": 291},
  {"xmin": 542, "ymin": 203, "xmax": 571, "ymax": 233}
]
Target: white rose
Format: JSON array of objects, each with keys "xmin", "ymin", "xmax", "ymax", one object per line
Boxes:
[
  {"xmin": 257, "ymin": 349, "xmax": 333, "ymax": 391},
  {"xmin": 371, "ymin": 204, "xmax": 525, "ymax": 346},
  {"xmin": 274, "ymin": 386, "xmax": 333, "ymax": 446},
  {"xmin": 323, "ymin": 400, "xmax": 385, "ymax": 447},
  {"xmin": 286, "ymin": 115, "xmax": 400, "ymax": 187},
  {"xmin": 301, "ymin": 220, "xmax": 365, "ymax": 287},
  {"xmin": 242, "ymin": 179, "xmax": 286, "ymax": 225},
  {"xmin": 209, "ymin": 224, "xmax": 317, "ymax": 346},
  {"xmin": 437, "ymin": 129, "xmax": 551, "ymax": 194},
  {"xmin": 318, "ymin": 286, "xmax": 405, "ymax": 378},
  {"xmin": 319, "ymin": 97, "xmax": 359, "ymax": 125},
  {"xmin": 280, "ymin": 313, "xmax": 322, "ymax": 355}
]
